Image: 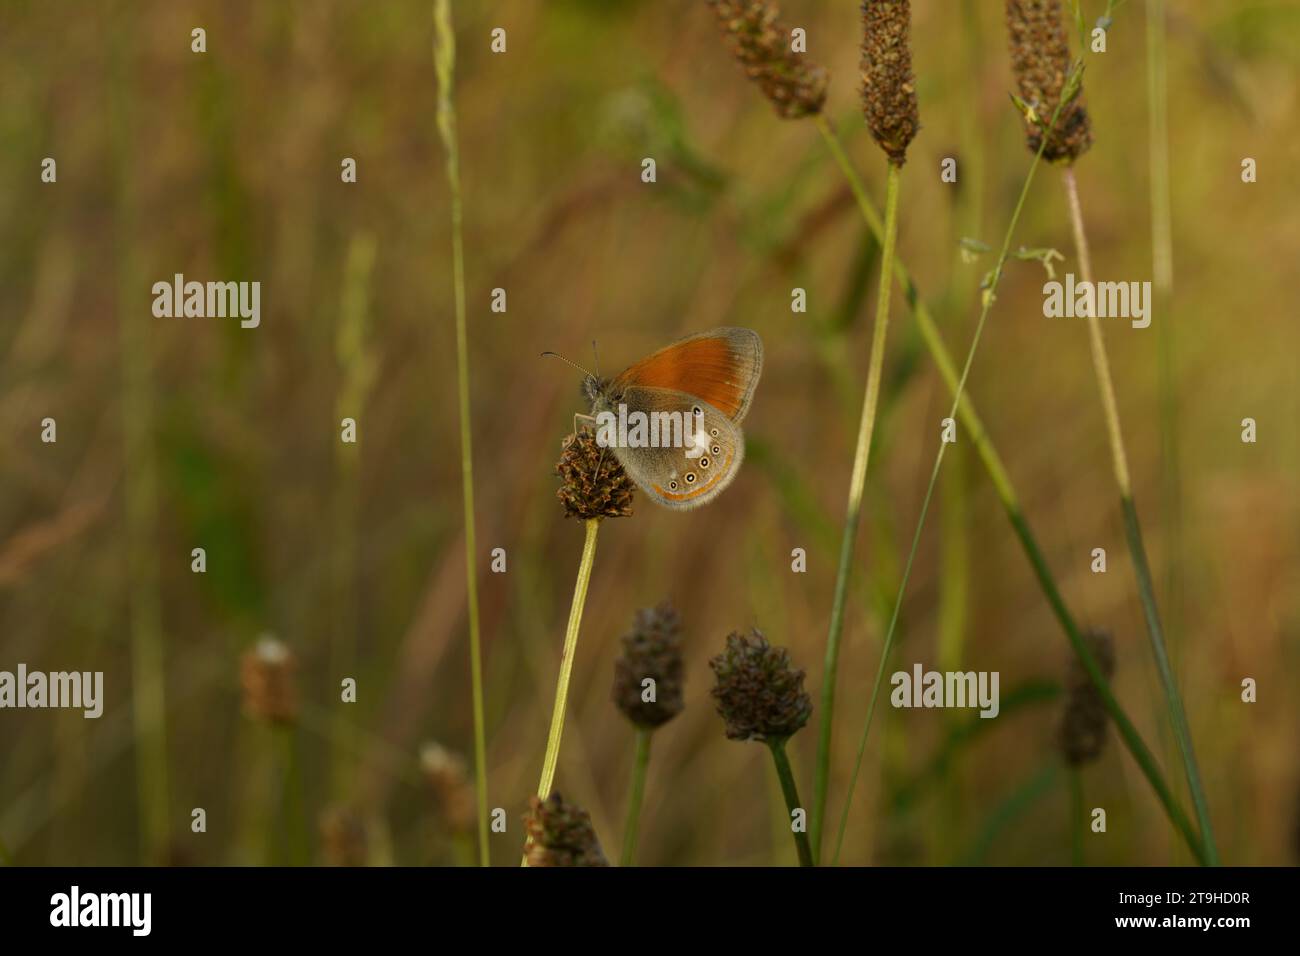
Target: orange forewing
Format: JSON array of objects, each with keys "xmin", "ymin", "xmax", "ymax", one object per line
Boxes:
[{"xmin": 610, "ymin": 329, "xmax": 760, "ymax": 422}]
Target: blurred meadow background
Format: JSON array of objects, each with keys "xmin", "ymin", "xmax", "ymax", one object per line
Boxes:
[{"xmin": 1, "ymin": 0, "xmax": 1297, "ymax": 866}]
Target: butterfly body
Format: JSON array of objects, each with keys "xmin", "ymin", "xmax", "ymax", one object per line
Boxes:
[{"xmin": 580, "ymin": 327, "xmax": 762, "ymax": 511}]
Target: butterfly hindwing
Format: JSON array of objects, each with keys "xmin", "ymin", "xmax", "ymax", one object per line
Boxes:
[{"xmin": 608, "ymin": 387, "xmax": 745, "ymax": 511}]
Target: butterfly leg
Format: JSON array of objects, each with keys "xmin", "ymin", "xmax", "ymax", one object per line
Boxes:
[
  {"xmin": 567, "ymin": 412, "xmax": 599, "ymax": 444},
  {"xmin": 564, "ymin": 413, "xmax": 610, "ymax": 480},
  {"xmin": 576, "ymin": 413, "xmax": 612, "ymax": 480}
]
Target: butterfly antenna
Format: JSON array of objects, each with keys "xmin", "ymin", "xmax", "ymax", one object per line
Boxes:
[{"xmin": 540, "ymin": 350, "xmax": 594, "ymax": 379}]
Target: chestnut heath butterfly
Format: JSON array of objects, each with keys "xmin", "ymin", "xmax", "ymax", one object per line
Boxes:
[{"xmin": 546, "ymin": 327, "xmax": 763, "ymax": 510}]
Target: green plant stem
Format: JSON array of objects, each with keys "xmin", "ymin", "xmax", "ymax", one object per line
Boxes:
[
  {"xmin": 1061, "ymin": 169, "xmax": 1130, "ymax": 491},
  {"xmin": 890, "ymin": 679, "xmax": 1060, "ymax": 814},
  {"xmin": 277, "ymin": 725, "xmax": 310, "ymax": 866},
  {"xmin": 827, "ymin": 73, "xmax": 1206, "ymax": 867},
  {"xmin": 535, "ymin": 518, "xmax": 599, "ymax": 798},
  {"xmin": 1146, "ymin": 0, "xmax": 1179, "ymax": 533},
  {"xmin": 814, "ymin": 110, "xmax": 1205, "ymax": 867},
  {"xmin": 1147, "ymin": 0, "xmax": 1186, "ymax": 757},
  {"xmin": 767, "ymin": 738, "xmax": 814, "ymax": 867},
  {"xmin": 815, "ymin": 116, "xmax": 1018, "ymax": 508},
  {"xmin": 619, "ymin": 727, "xmax": 652, "ymax": 866},
  {"xmin": 1010, "ymin": 502, "xmax": 1205, "ymax": 863},
  {"xmin": 811, "ymin": 160, "xmax": 901, "ymax": 864},
  {"xmin": 961, "ymin": 763, "xmax": 1060, "ymax": 865},
  {"xmin": 331, "ymin": 234, "xmax": 377, "ymax": 801},
  {"xmin": 523, "ymin": 517, "xmax": 600, "ymax": 864},
  {"xmin": 111, "ymin": 19, "xmax": 169, "ymax": 864},
  {"xmin": 1123, "ymin": 494, "xmax": 1218, "ymax": 861},
  {"xmin": 937, "ymin": 451, "xmax": 969, "ymax": 678},
  {"xmin": 255, "ymin": 723, "xmax": 307, "ymax": 866},
  {"xmin": 259, "ymin": 728, "xmax": 278, "ymax": 865},
  {"xmin": 450, "ymin": 832, "xmax": 476, "ymax": 867},
  {"xmin": 1062, "ymin": 167, "xmax": 1218, "ymax": 866},
  {"xmin": 434, "ymin": 0, "xmax": 490, "ymax": 867},
  {"xmin": 936, "ymin": 0, "xmax": 985, "ymax": 720},
  {"xmin": 1069, "ymin": 768, "xmax": 1084, "ymax": 866}
]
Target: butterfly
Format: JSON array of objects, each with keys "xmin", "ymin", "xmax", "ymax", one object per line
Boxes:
[{"xmin": 547, "ymin": 327, "xmax": 763, "ymax": 510}]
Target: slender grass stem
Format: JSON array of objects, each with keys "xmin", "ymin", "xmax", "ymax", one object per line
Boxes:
[
  {"xmin": 434, "ymin": 0, "xmax": 490, "ymax": 867},
  {"xmin": 937, "ymin": 448, "xmax": 970, "ymax": 679},
  {"xmin": 815, "ymin": 116, "xmax": 1018, "ymax": 507},
  {"xmin": 536, "ymin": 519, "xmax": 599, "ymax": 798},
  {"xmin": 1007, "ymin": 502, "xmax": 1206, "ymax": 862},
  {"xmin": 1146, "ymin": 0, "xmax": 1179, "ymax": 531},
  {"xmin": 1061, "ymin": 169, "xmax": 1130, "ymax": 491},
  {"xmin": 767, "ymin": 738, "xmax": 814, "ymax": 867},
  {"xmin": 814, "ymin": 108, "xmax": 1205, "ymax": 867},
  {"xmin": 523, "ymin": 518, "xmax": 600, "ymax": 864},
  {"xmin": 828, "ymin": 69, "xmax": 1201, "ymax": 866},
  {"xmin": 1146, "ymin": 0, "xmax": 1187, "ymax": 827},
  {"xmin": 276, "ymin": 724, "xmax": 310, "ymax": 866},
  {"xmin": 450, "ymin": 832, "xmax": 475, "ymax": 867},
  {"xmin": 256, "ymin": 727, "xmax": 277, "ymax": 865},
  {"xmin": 267, "ymin": 727, "xmax": 288, "ymax": 865},
  {"xmin": 1122, "ymin": 494, "xmax": 1218, "ymax": 862},
  {"xmin": 890, "ymin": 679, "xmax": 1060, "ymax": 813},
  {"xmin": 619, "ymin": 728, "xmax": 652, "ymax": 866},
  {"xmin": 1069, "ymin": 768, "xmax": 1084, "ymax": 866},
  {"xmin": 961, "ymin": 763, "xmax": 1060, "ymax": 865},
  {"xmin": 1062, "ymin": 167, "xmax": 1218, "ymax": 866},
  {"xmin": 111, "ymin": 20, "xmax": 169, "ymax": 863},
  {"xmin": 331, "ymin": 234, "xmax": 377, "ymax": 801},
  {"xmin": 811, "ymin": 161, "xmax": 901, "ymax": 863},
  {"xmin": 937, "ymin": 1, "xmax": 984, "ymax": 740}
]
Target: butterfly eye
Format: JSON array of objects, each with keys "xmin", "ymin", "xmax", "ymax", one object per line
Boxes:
[
  {"xmin": 711, "ymin": 445, "xmax": 721, "ymax": 456},
  {"xmin": 699, "ymin": 457, "xmax": 710, "ymax": 469},
  {"xmin": 710, "ymin": 428, "xmax": 719, "ymax": 437},
  {"xmin": 685, "ymin": 472, "xmax": 696, "ymax": 484}
]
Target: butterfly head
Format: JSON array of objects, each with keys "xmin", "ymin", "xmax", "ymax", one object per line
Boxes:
[
  {"xmin": 583, "ymin": 375, "xmax": 620, "ymax": 414},
  {"xmin": 544, "ymin": 351, "xmax": 615, "ymax": 412}
]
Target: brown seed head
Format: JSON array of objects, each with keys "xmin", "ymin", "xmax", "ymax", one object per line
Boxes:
[
  {"xmin": 706, "ymin": 0, "xmax": 829, "ymax": 119},
  {"xmin": 524, "ymin": 793, "xmax": 609, "ymax": 867},
  {"xmin": 319, "ymin": 805, "xmax": 368, "ymax": 867},
  {"xmin": 612, "ymin": 602, "xmax": 686, "ymax": 729},
  {"xmin": 1006, "ymin": 0, "xmax": 1093, "ymax": 163},
  {"xmin": 419, "ymin": 742, "xmax": 477, "ymax": 832},
  {"xmin": 709, "ymin": 628, "xmax": 812, "ymax": 742},
  {"xmin": 1058, "ymin": 629, "xmax": 1116, "ymax": 766},
  {"xmin": 860, "ymin": 0, "xmax": 920, "ymax": 166},
  {"xmin": 556, "ymin": 430, "xmax": 635, "ymax": 521},
  {"xmin": 239, "ymin": 636, "xmax": 298, "ymax": 725}
]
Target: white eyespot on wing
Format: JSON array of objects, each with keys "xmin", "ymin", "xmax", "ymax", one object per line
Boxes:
[{"xmin": 686, "ymin": 426, "xmax": 711, "ymax": 458}]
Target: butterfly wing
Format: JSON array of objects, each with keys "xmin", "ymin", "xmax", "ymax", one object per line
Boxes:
[
  {"xmin": 609, "ymin": 327, "xmax": 762, "ymax": 424},
  {"xmin": 609, "ymin": 387, "xmax": 745, "ymax": 511}
]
